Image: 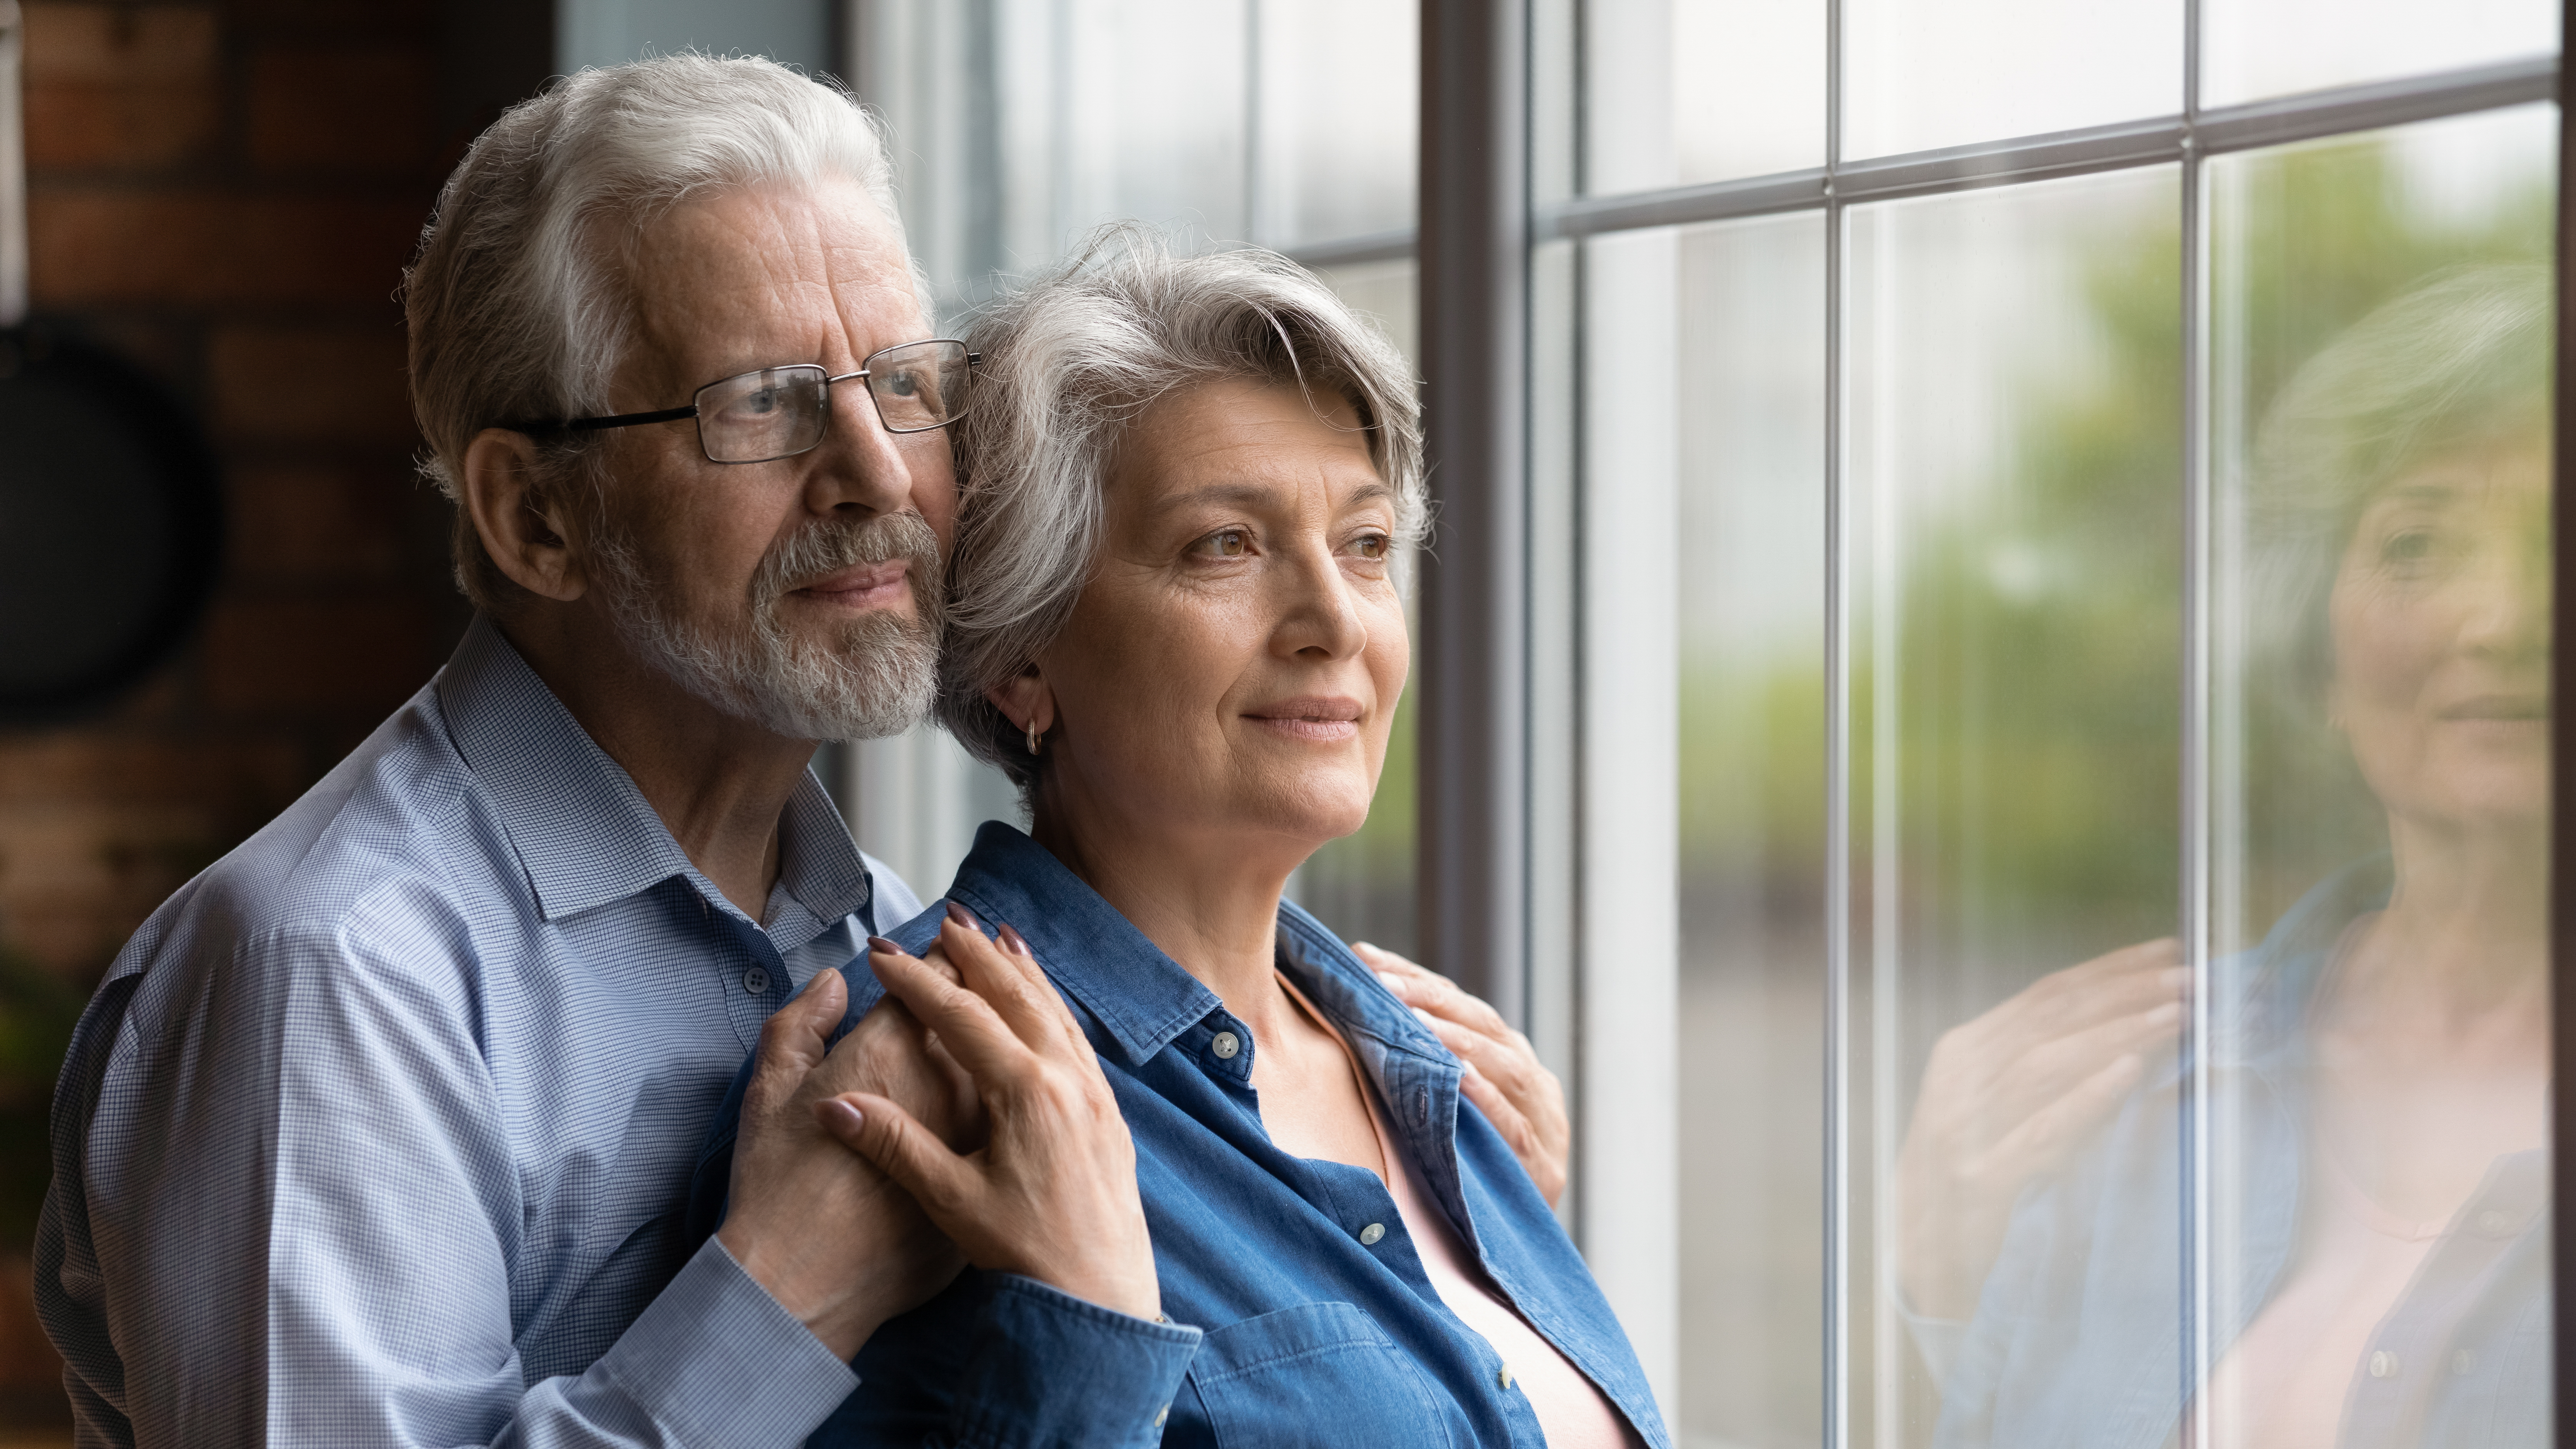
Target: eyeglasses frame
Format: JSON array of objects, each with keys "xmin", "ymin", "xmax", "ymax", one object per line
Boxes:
[{"xmin": 505, "ymin": 338, "xmax": 980, "ymax": 465}]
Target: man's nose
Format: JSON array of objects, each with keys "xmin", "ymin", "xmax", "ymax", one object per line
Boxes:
[{"xmin": 798, "ymin": 380, "xmax": 918, "ymax": 518}]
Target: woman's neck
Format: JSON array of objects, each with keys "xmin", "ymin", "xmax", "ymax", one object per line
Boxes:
[
  {"xmin": 1027, "ymin": 798, "xmax": 1313, "ymax": 1040},
  {"xmin": 2332, "ymin": 810, "xmax": 2546, "ymax": 1033}
]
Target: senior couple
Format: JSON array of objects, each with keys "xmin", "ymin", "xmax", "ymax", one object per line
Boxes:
[{"xmin": 35, "ymin": 52, "xmax": 1665, "ymax": 1449}]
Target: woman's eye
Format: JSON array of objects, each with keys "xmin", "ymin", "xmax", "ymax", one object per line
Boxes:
[
  {"xmin": 1193, "ymin": 530, "xmax": 1250, "ymax": 559},
  {"xmin": 1351, "ymin": 532, "xmax": 1389, "ymax": 561},
  {"xmin": 2379, "ymin": 527, "xmax": 2438, "ymax": 569}
]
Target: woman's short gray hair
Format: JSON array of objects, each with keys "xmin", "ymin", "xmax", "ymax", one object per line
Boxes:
[
  {"xmin": 2247, "ymin": 262, "xmax": 2549, "ymax": 714},
  {"xmin": 403, "ymin": 53, "xmax": 925, "ymax": 612},
  {"xmin": 936, "ymin": 227, "xmax": 1426, "ymax": 792}
]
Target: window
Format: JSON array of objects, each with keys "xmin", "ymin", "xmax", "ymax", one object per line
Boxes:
[
  {"xmin": 844, "ymin": 1, "xmax": 2559, "ymax": 1442},
  {"xmin": 1540, "ymin": 0, "xmax": 2558, "ymax": 1442}
]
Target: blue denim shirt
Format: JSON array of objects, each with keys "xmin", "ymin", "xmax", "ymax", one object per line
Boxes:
[
  {"xmin": 693, "ymin": 822, "xmax": 1670, "ymax": 1448},
  {"xmin": 1932, "ymin": 857, "xmax": 2548, "ymax": 1449}
]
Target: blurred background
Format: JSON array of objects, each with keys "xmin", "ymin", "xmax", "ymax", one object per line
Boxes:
[{"xmin": 0, "ymin": 0, "xmax": 2561, "ymax": 1444}]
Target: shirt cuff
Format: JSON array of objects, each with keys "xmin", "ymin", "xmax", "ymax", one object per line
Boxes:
[
  {"xmin": 594, "ymin": 1235, "xmax": 859, "ymax": 1447},
  {"xmin": 945, "ymin": 1274, "xmax": 1204, "ymax": 1449},
  {"xmin": 1893, "ymin": 1292, "xmax": 1971, "ymax": 1397}
]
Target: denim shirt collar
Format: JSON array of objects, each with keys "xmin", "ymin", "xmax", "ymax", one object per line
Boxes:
[
  {"xmin": 913, "ymin": 822, "xmax": 1454, "ymax": 1074},
  {"xmin": 434, "ymin": 614, "xmax": 874, "ymax": 938}
]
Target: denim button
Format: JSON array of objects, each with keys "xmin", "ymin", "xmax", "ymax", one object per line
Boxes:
[
  {"xmin": 742, "ymin": 966, "xmax": 771, "ymax": 995},
  {"xmin": 1153, "ymin": 1405, "xmax": 1169, "ymax": 1428},
  {"xmin": 1212, "ymin": 1031, "xmax": 1241, "ymax": 1060},
  {"xmin": 1359, "ymin": 1222, "xmax": 1386, "ymax": 1246},
  {"xmin": 1498, "ymin": 1364, "xmax": 1515, "ymax": 1390}
]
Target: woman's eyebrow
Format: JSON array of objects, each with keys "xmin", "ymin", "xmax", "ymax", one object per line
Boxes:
[{"xmin": 1149, "ymin": 478, "xmax": 1396, "ymax": 515}]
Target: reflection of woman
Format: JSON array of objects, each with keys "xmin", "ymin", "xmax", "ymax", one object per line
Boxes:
[
  {"xmin": 707, "ymin": 236, "xmax": 1666, "ymax": 1446},
  {"xmin": 1899, "ymin": 265, "xmax": 2550, "ymax": 1448}
]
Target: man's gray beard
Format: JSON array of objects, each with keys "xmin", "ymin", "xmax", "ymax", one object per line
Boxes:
[{"xmin": 590, "ymin": 510, "xmax": 944, "ymax": 742}]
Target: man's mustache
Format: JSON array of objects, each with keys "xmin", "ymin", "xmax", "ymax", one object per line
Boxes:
[{"xmin": 753, "ymin": 512, "xmax": 944, "ymax": 615}]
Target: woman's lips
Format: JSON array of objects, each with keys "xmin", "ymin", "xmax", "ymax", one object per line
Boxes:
[
  {"xmin": 1245, "ymin": 697, "xmax": 1364, "ymax": 742},
  {"xmin": 2440, "ymin": 693, "xmax": 2548, "ymax": 722},
  {"xmin": 795, "ymin": 560, "xmax": 911, "ymax": 609}
]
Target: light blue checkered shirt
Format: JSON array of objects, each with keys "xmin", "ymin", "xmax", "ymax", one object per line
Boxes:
[{"xmin": 33, "ymin": 617, "xmax": 929, "ymax": 1446}]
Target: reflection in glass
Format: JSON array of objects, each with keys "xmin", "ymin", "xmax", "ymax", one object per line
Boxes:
[
  {"xmin": 2205, "ymin": 107, "xmax": 2554, "ymax": 1449},
  {"xmin": 1673, "ymin": 213, "xmax": 1828, "ymax": 1448},
  {"xmin": 2203, "ymin": 0, "xmax": 2557, "ymax": 108},
  {"xmin": 1842, "ymin": 0, "xmax": 2179, "ymax": 160},
  {"xmin": 1883, "ymin": 105, "xmax": 2556, "ymax": 1449},
  {"xmin": 1850, "ymin": 166, "xmax": 2184, "ymax": 1447}
]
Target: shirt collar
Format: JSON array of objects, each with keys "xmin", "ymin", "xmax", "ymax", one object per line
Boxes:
[
  {"xmin": 435, "ymin": 615, "xmax": 873, "ymax": 937},
  {"xmin": 935, "ymin": 821, "xmax": 1446, "ymax": 1069}
]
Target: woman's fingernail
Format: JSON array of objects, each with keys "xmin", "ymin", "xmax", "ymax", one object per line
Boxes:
[
  {"xmin": 998, "ymin": 923, "xmax": 1032, "ymax": 957},
  {"xmin": 945, "ymin": 900, "xmax": 981, "ymax": 930},
  {"xmin": 818, "ymin": 1098, "xmax": 864, "ymax": 1134},
  {"xmin": 867, "ymin": 935, "xmax": 904, "ymax": 956}
]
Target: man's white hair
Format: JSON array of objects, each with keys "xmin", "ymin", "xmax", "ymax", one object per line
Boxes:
[
  {"xmin": 403, "ymin": 52, "xmax": 930, "ymax": 611},
  {"xmin": 937, "ymin": 225, "xmax": 1426, "ymax": 794}
]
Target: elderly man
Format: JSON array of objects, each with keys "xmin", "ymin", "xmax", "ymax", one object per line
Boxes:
[{"xmin": 34, "ymin": 55, "xmax": 1189, "ymax": 1447}]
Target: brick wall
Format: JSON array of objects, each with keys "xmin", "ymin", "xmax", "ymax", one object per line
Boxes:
[{"xmin": 0, "ymin": 0, "xmax": 487, "ymax": 1422}]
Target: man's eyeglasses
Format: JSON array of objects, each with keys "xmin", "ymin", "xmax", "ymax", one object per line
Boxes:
[{"xmin": 515, "ymin": 339, "xmax": 977, "ymax": 465}]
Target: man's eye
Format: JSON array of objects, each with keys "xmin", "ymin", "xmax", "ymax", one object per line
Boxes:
[
  {"xmin": 1193, "ymin": 530, "xmax": 1250, "ymax": 559},
  {"xmin": 884, "ymin": 368, "xmax": 923, "ymax": 398},
  {"xmin": 738, "ymin": 388, "xmax": 781, "ymax": 417}
]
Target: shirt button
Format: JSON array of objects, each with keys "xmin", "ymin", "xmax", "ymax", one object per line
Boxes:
[
  {"xmin": 1498, "ymin": 1364, "xmax": 1516, "ymax": 1390},
  {"xmin": 1153, "ymin": 1404, "xmax": 1169, "ymax": 1428},
  {"xmin": 2454, "ymin": 1349, "xmax": 2477, "ymax": 1376},
  {"xmin": 1211, "ymin": 1030, "xmax": 1242, "ymax": 1060},
  {"xmin": 741, "ymin": 966, "xmax": 772, "ymax": 995},
  {"xmin": 2368, "ymin": 1350, "xmax": 2400, "ymax": 1380},
  {"xmin": 1359, "ymin": 1222, "xmax": 1386, "ymax": 1246},
  {"xmin": 2476, "ymin": 1209, "xmax": 2514, "ymax": 1236}
]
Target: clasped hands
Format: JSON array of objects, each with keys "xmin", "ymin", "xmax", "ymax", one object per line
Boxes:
[{"xmin": 719, "ymin": 911, "xmax": 1571, "ymax": 1359}]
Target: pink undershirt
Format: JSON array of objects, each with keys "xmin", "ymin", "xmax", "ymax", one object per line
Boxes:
[
  {"xmin": 1280, "ymin": 975, "xmax": 1641, "ymax": 1449},
  {"xmin": 2195, "ymin": 1138, "xmax": 2446, "ymax": 1449}
]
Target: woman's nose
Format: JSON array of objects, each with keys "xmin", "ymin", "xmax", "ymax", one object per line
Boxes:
[
  {"xmin": 2457, "ymin": 528, "xmax": 2551, "ymax": 659},
  {"xmin": 1274, "ymin": 547, "xmax": 1370, "ymax": 660}
]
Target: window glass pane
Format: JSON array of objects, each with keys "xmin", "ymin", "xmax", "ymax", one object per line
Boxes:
[
  {"xmin": 1253, "ymin": 0, "xmax": 1416, "ymax": 247},
  {"xmin": 1674, "ymin": 212, "xmax": 1828, "ymax": 1448},
  {"xmin": 1291, "ymin": 259, "xmax": 1420, "ymax": 957},
  {"xmin": 2204, "ymin": 0, "xmax": 2557, "ymax": 108},
  {"xmin": 2203, "ymin": 103, "xmax": 2554, "ymax": 1447},
  {"xmin": 1852, "ymin": 166, "xmax": 2183, "ymax": 1445},
  {"xmin": 1842, "ymin": 0, "xmax": 2179, "ymax": 159},
  {"xmin": 1585, "ymin": 0, "xmax": 1826, "ymax": 194}
]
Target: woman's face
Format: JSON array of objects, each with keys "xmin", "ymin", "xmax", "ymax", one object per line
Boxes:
[
  {"xmin": 2327, "ymin": 432, "xmax": 2551, "ymax": 834},
  {"xmin": 1024, "ymin": 375, "xmax": 1409, "ymax": 860}
]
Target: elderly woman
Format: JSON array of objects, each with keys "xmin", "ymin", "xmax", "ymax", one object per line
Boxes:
[
  {"xmin": 696, "ymin": 234, "xmax": 1666, "ymax": 1447},
  {"xmin": 1895, "ymin": 264, "xmax": 2549, "ymax": 1448}
]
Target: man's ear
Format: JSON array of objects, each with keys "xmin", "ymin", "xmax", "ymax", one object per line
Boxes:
[
  {"xmin": 985, "ymin": 664, "xmax": 1055, "ymax": 739},
  {"xmin": 461, "ymin": 428, "xmax": 589, "ymax": 604}
]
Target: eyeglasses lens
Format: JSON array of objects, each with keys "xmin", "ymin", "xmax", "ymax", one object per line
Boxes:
[
  {"xmin": 867, "ymin": 341, "xmax": 971, "ymax": 434},
  {"xmin": 696, "ymin": 366, "xmax": 830, "ymax": 464}
]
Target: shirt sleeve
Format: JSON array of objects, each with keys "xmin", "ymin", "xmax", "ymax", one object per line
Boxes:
[
  {"xmin": 937, "ymin": 1276, "xmax": 1203, "ymax": 1449},
  {"xmin": 77, "ymin": 916, "xmax": 857, "ymax": 1449}
]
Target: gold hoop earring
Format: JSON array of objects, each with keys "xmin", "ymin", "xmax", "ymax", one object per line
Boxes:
[{"xmin": 1026, "ymin": 717, "xmax": 1044, "ymax": 756}]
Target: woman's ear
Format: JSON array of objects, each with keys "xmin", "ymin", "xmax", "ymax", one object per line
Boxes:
[
  {"xmin": 987, "ymin": 664, "xmax": 1055, "ymax": 739},
  {"xmin": 462, "ymin": 428, "xmax": 589, "ymax": 604}
]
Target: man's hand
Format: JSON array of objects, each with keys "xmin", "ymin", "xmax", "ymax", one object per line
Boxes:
[
  {"xmin": 1894, "ymin": 938, "xmax": 2185, "ymax": 1322},
  {"xmin": 819, "ymin": 905, "xmax": 1162, "ymax": 1322},
  {"xmin": 1358, "ymin": 943, "xmax": 1571, "ymax": 1209},
  {"xmin": 717, "ymin": 969, "xmax": 972, "ymax": 1359}
]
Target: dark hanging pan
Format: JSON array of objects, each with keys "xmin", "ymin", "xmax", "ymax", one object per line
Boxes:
[{"xmin": 0, "ymin": 0, "xmax": 224, "ymax": 725}]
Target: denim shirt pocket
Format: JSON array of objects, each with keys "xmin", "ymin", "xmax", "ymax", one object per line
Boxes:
[{"xmin": 1182, "ymin": 1301, "xmax": 1466, "ymax": 1448}]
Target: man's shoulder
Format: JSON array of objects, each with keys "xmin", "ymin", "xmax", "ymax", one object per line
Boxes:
[{"xmin": 115, "ymin": 680, "xmax": 529, "ymax": 999}]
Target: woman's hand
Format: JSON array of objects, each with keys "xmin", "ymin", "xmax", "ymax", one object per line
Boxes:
[
  {"xmin": 819, "ymin": 905, "xmax": 1163, "ymax": 1322},
  {"xmin": 1895, "ymin": 938, "xmax": 2187, "ymax": 1322},
  {"xmin": 1358, "ymin": 943, "xmax": 1572, "ymax": 1209}
]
